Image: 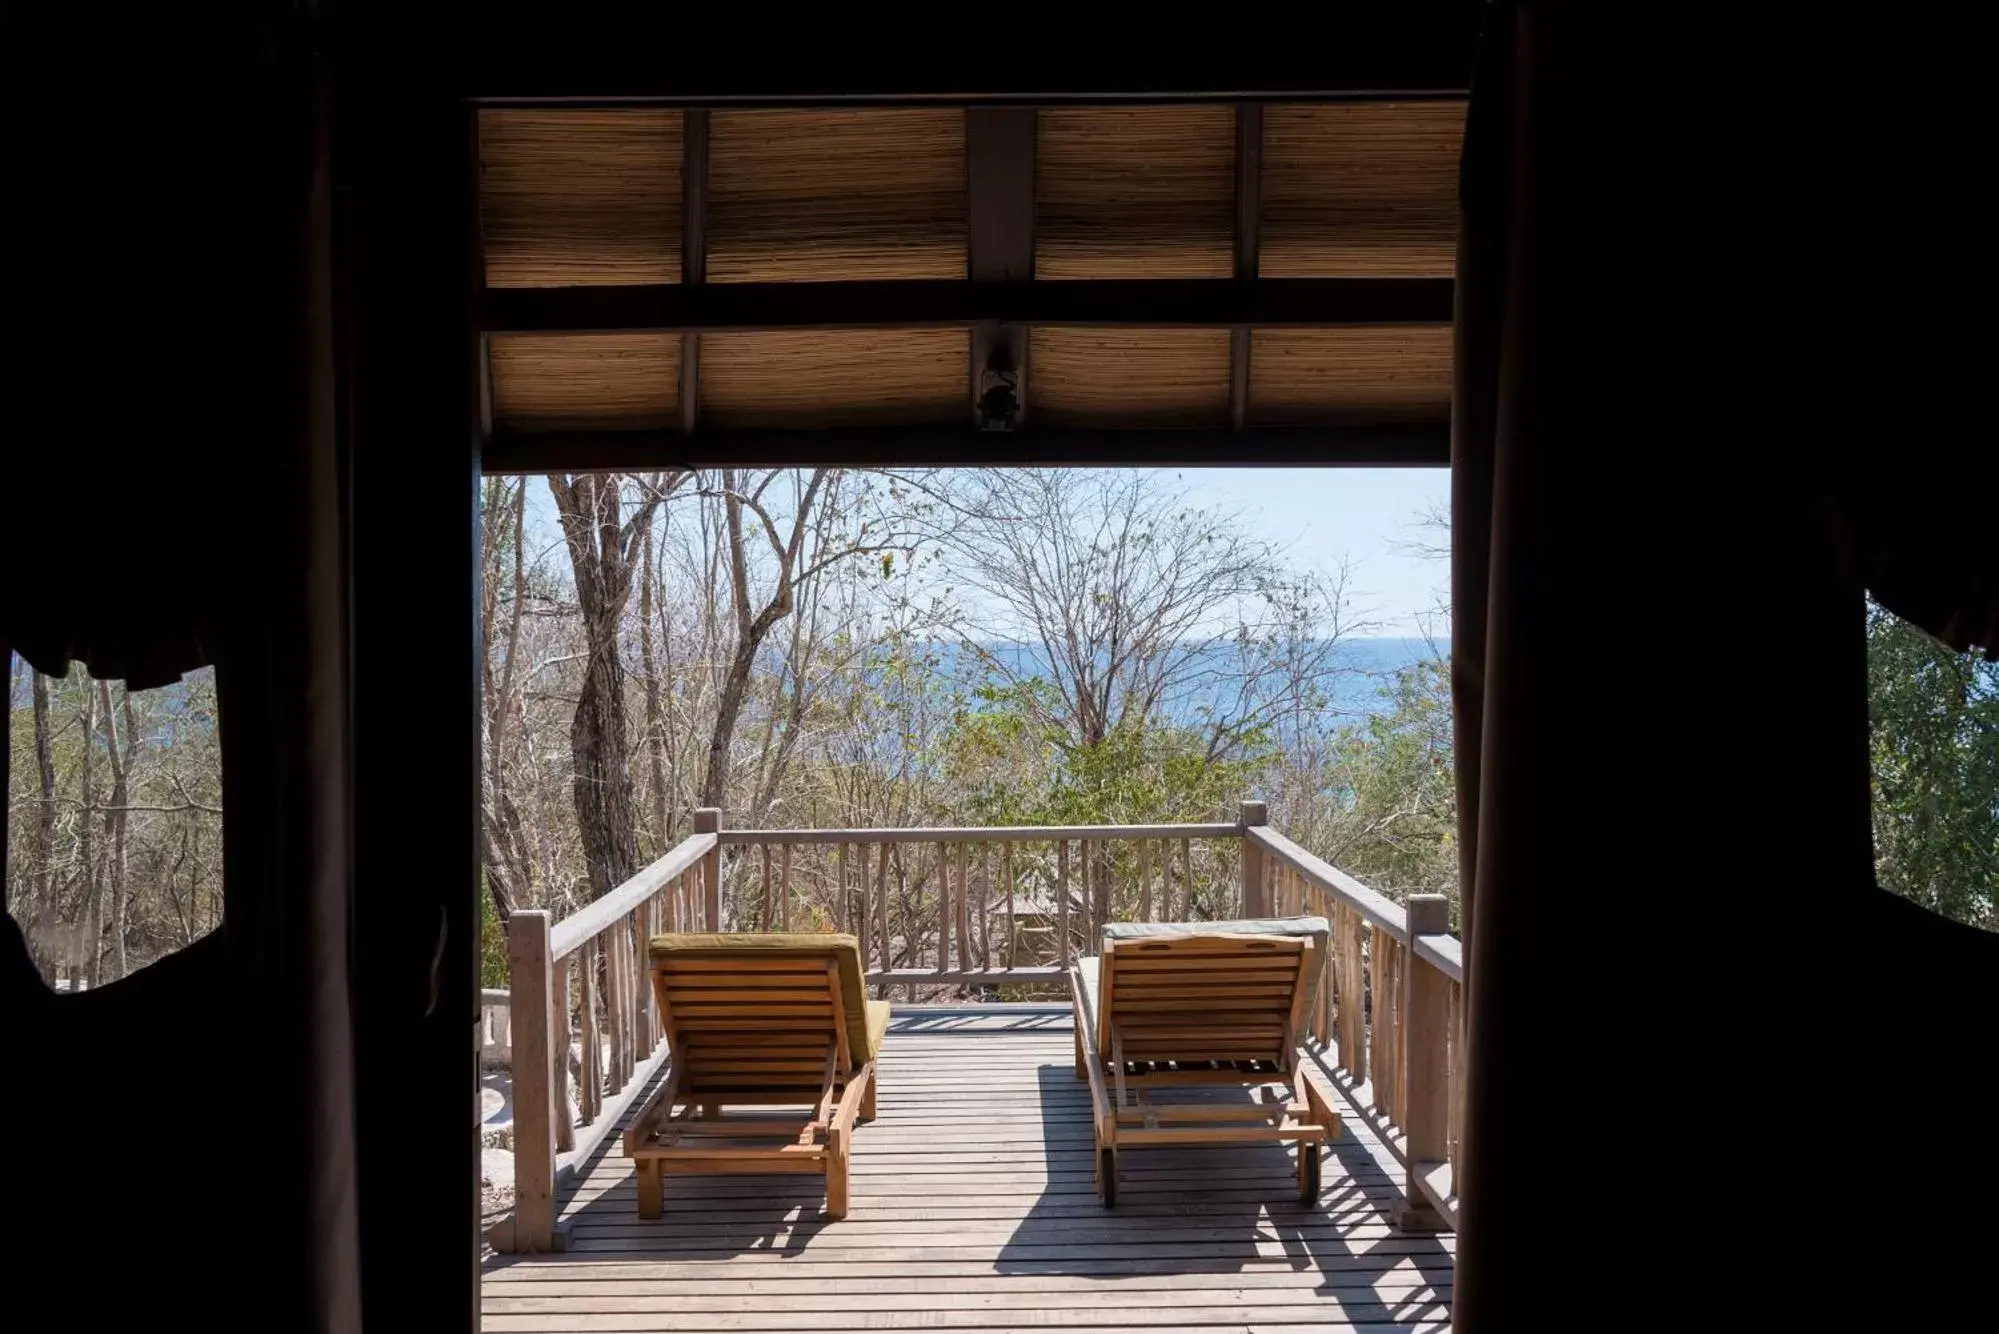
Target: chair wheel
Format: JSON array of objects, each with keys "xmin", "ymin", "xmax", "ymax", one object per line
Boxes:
[
  {"xmin": 1098, "ymin": 1147, "xmax": 1117, "ymax": 1209},
  {"xmin": 1299, "ymin": 1143, "xmax": 1322, "ymax": 1204}
]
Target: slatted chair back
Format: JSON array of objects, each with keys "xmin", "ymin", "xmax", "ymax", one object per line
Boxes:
[
  {"xmin": 1099, "ymin": 933, "xmax": 1315, "ymax": 1072},
  {"xmin": 652, "ymin": 949, "xmax": 854, "ymax": 1102}
]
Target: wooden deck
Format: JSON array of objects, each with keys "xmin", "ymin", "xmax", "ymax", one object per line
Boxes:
[{"xmin": 483, "ymin": 1007, "xmax": 1454, "ymax": 1332}]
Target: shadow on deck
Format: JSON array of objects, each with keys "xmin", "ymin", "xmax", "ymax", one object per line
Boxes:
[{"xmin": 482, "ymin": 1007, "xmax": 1454, "ymax": 1332}]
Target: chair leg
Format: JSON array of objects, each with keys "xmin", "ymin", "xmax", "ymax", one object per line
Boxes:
[
  {"xmin": 635, "ymin": 1160, "xmax": 663, "ymax": 1219},
  {"xmin": 860, "ymin": 1075, "xmax": 878, "ymax": 1122},
  {"xmin": 826, "ymin": 1134, "xmax": 850, "ymax": 1220},
  {"xmin": 1074, "ymin": 1024, "xmax": 1086, "ymax": 1079}
]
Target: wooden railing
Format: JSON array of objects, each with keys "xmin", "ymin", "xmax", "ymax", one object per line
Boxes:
[
  {"xmin": 713, "ymin": 819, "xmax": 1245, "ymax": 990},
  {"xmin": 1249, "ymin": 823, "xmax": 1465, "ymax": 1229},
  {"xmin": 488, "ymin": 801, "xmax": 1464, "ymax": 1251},
  {"xmin": 486, "ymin": 815, "xmax": 720, "ymax": 1254}
]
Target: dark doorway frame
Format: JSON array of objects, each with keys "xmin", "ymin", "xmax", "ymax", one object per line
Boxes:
[{"xmin": 342, "ymin": 23, "xmax": 1485, "ymax": 1330}]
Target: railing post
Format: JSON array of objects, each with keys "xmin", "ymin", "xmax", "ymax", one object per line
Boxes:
[
  {"xmin": 1239, "ymin": 800, "xmax": 1269, "ymax": 916},
  {"xmin": 1399, "ymin": 893, "xmax": 1451, "ymax": 1231},
  {"xmin": 694, "ymin": 807, "xmax": 722, "ymax": 929},
  {"xmin": 503, "ymin": 909, "xmax": 559, "ymax": 1252}
]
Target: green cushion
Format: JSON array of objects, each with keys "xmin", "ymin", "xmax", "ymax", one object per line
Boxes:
[
  {"xmin": 648, "ymin": 932, "xmax": 885, "ymax": 1064},
  {"xmin": 1073, "ymin": 954, "xmax": 1105, "ymax": 1042},
  {"xmin": 1075, "ymin": 916, "xmax": 1333, "ymax": 1047},
  {"xmin": 865, "ymin": 998, "xmax": 892, "ymax": 1056}
]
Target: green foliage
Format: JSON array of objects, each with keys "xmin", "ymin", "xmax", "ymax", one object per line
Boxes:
[
  {"xmin": 1266, "ymin": 658, "xmax": 1459, "ymax": 927},
  {"xmin": 943, "ymin": 678, "xmax": 1268, "ymax": 830},
  {"xmin": 1867, "ymin": 603, "xmax": 1999, "ymax": 929},
  {"xmin": 1324, "ymin": 660, "xmax": 1459, "ymax": 913},
  {"xmin": 478, "ymin": 883, "xmax": 509, "ymax": 990}
]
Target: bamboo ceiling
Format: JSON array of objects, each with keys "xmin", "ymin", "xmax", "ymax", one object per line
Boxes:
[{"xmin": 476, "ymin": 103, "xmax": 1463, "ymax": 451}]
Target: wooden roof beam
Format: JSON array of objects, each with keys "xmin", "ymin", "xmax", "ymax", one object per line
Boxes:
[
  {"xmin": 966, "ymin": 108, "xmax": 1036, "ymax": 430},
  {"xmin": 481, "ymin": 277, "xmax": 1453, "ymax": 334},
  {"xmin": 1230, "ymin": 104, "xmax": 1264, "ymax": 432},
  {"xmin": 678, "ymin": 109, "xmax": 709, "ymax": 435},
  {"xmin": 482, "ymin": 423, "xmax": 1448, "ymax": 474}
]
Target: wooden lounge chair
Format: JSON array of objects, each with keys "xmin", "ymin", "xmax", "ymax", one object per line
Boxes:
[
  {"xmin": 1071, "ymin": 918, "xmax": 1343, "ymax": 1207},
  {"xmin": 623, "ymin": 933, "xmax": 889, "ymax": 1220}
]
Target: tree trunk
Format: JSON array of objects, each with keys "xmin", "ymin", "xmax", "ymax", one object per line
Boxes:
[
  {"xmin": 79, "ymin": 684, "xmax": 101, "ymax": 987},
  {"xmin": 547, "ymin": 473, "xmax": 666, "ymax": 900},
  {"xmin": 701, "ymin": 637, "xmax": 760, "ymax": 810},
  {"xmin": 638, "ymin": 516, "xmax": 672, "ymax": 851},
  {"xmin": 31, "ymin": 669, "xmax": 58, "ymax": 909},
  {"xmin": 98, "ymin": 680, "xmax": 132, "ymax": 981},
  {"xmin": 570, "ymin": 625, "xmax": 640, "ymax": 897},
  {"xmin": 481, "ymin": 478, "xmax": 533, "ymax": 917}
]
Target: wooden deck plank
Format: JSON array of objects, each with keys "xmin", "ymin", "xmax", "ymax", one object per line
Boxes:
[{"xmin": 485, "ymin": 1010, "xmax": 1449, "ymax": 1329}]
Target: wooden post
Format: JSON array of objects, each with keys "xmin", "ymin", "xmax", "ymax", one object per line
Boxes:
[
  {"xmin": 694, "ymin": 807, "xmax": 722, "ymax": 929},
  {"xmin": 1239, "ymin": 801, "xmax": 1269, "ymax": 917},
  {"xmin": 504, "ymin": 910, "xmax": 559, "ymax": 1252},
  {"xmin": 1400, "ymin": 893, "xmax": 1451, "ymax": 1231}
]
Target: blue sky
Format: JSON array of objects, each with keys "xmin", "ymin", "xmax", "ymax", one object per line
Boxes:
[{"xmin": 1168, "ymin": 468, "xmax": 1450, "ymax": 636}]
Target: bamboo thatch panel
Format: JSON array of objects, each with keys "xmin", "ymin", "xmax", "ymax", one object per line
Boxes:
[
  {"xmin": 699, "ymin": 329, "xmax": 967, "ymax": 427},
  {"xmin": 1248, "ymin": 327, "xmax": 1452, "ymax": 424},
  {"xmin": 1036, "ymin": 108, "xmax": 1235, "ymax": 280},
  {"xmin": 479, "ymin": 110, "xmax": 682, "ymax": 287},
  {"xmin": 1260, "ymin": 103, "xmax": 1461, "ymax": 278},
  {"xmin": 708, "ymin": 110, "xmax": 966, "ymax": 282},
  {"xmin": 490, "ymin": 333, "xmax": 681, "ymax": 431},
  {"xmin": 1029, "ymin": 328, "xmax": 1231, "ymax": 426}
]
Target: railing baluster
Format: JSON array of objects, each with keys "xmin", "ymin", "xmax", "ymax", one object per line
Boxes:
[
  {"xmin": 581, "ymin": 936, "xmax": 601, "ymax": 1124},
  {"xmin": 1172, "ymin": 837, "xmax": 1185, "ymax": 920},
  {"xmin": 613, "ymin": 917, "xmax": 630, "ymax": 1089},
  {"xmin": 855, "ymin": 842, "xmax": 869, "ymax": 959},
  {"xmin": 1057, "ymin": 840, "xmax": 1071, "ymax": 967},
  {"xmin": 629, "ymin": 908, "xmax": 648, "ymax": 1059},
  {"xmin": 1371, "ymin": 932, "xmax": 1395, "ymax": 1122},
  {"xmin": 1083, "ymin": 839, "xmax": 1096, "ymax": 943},
  {"xmin": 1004, "ymin": 842, "xmax": 1016, "ymax": 967},
  {"xmin": 760, "ymin": 844, "xmax": 772, "ymax": 930},
  {"xmin": 955, "ymin": 841, "xmax": 971, "ymax": 974},
  {"xmin": 973, "ymin": 842, "xmax": 986, "ymax": 969},
  {"xmin": 835, "ymin": 842, "xmax": 848, "ymax": 935},
  {"xmin": 604, "ymin": 919, "xmax": 626, "ymax": 1088},
  {"xmin": 552, "ymin": 953, "xmax": 575, "ymax": 1153},
  {"xmin": 1138, "ymin": 839, "xmax": 1152, "ymax": 922},
  {"xmin": 935, "ymin": 841, "xmax": 951, "ymax": 975},
  {"xmin": 780, "ymin": 842, "xmax": 792, "ymax": 932},
  {"xmin": 883, "ymin": 844, "xmax": 899, "ymax": 980},
  {"xmin": 1317, "ymin": 888, "xmax": 1335, "ymax": 1041}
]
